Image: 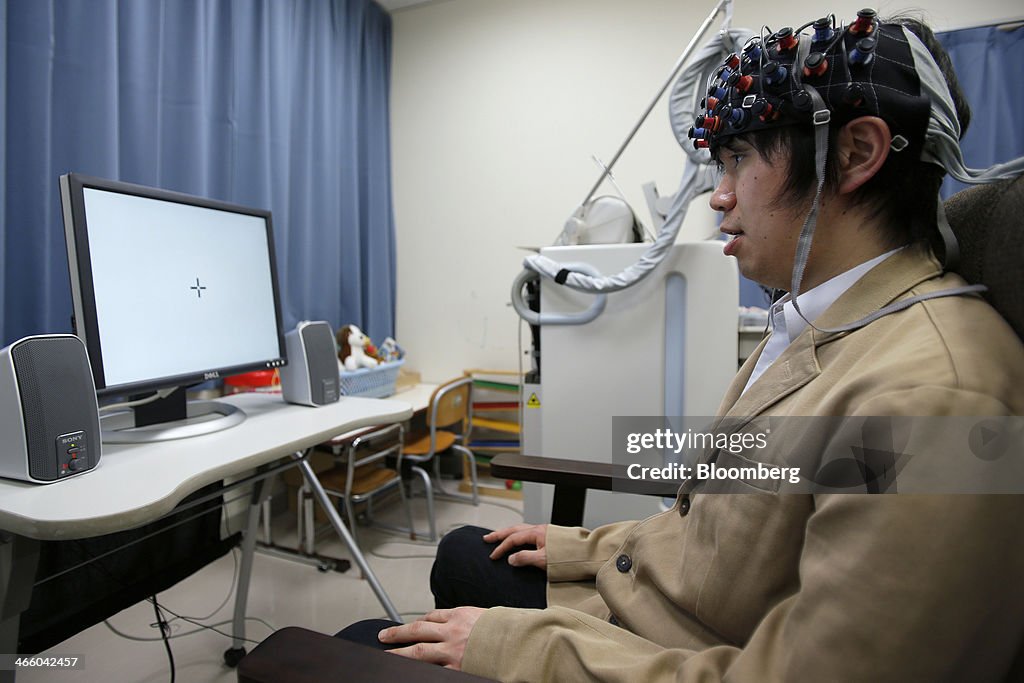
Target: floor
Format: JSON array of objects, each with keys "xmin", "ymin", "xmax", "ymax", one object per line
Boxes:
[{"xmin": 19, "ymin": 486, "xmax": 524, "ymax": 683}]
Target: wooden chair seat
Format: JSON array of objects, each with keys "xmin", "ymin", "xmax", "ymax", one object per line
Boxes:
[
  {"xmin": 403, "ymin": 430, "xmax": 457, "ymax": 456},
  {"xmin": 319, "ymin": 464, "xmax": 400, "ymax": 496}
]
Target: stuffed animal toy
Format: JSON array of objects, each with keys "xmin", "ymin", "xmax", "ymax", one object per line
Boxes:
[
  {"xmin": 377, "ymin": 337, "xmax": 404, "ymax": 363},
  {"xmin": 336, "ymin": 324, "xmax": 379, "ymax": 371}
]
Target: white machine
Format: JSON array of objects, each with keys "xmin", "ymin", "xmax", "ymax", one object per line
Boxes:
[
  {"xmin": 511, "ymin": 0, "xmax": 747, "ymax": 526},
  {"xmin": 520, "ymin": 241, "xmax": 737, "ymax": 526}
]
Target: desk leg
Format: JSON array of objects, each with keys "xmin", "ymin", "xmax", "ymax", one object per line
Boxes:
[
  {"xmin": 227, "ymin": 477, "xmax": 271, "ymax": 666},
  {"xmin": 293, "ymin": 454, "xmax": 402, "ymax": 623},
  {"xmin": 1, "ymin": 534, "xmax": 40, "ymax": 683}
]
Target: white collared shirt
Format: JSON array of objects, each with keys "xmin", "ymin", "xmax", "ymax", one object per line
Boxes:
[{"xmin": 741, "ymin": 248, "xmax": 902, "ymax": 396}]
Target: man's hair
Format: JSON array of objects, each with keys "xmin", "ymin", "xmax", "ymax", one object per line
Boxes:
[{"xmin": 738, "ymin": 17, "xmax": 971, "ymax": 251}]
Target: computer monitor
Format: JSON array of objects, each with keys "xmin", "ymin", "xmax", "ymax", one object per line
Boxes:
[{"xmin": 59, "ymin": 173, "xmax": 287, "ymax": 443}]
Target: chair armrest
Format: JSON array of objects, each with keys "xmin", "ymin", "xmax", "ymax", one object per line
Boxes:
[
  {"xmin": 237, "ymin": 627, "xmax": 493, "ymax": 683},
  {"xmin": 490, "ymin": 454, "xmax": 664, "ymax": 527},
  {"xmin": 488, "ymin": 453, "xmax": 617, "ymax": 490}
]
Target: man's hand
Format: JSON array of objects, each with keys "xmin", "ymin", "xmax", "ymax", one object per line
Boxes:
[
  {"xmin": 483, "ymin": 523, "xmax": 548, "ymax": 570},
  {"xmin": 378, "ymin": 607, "xmax": 486, "ymax": 670}
]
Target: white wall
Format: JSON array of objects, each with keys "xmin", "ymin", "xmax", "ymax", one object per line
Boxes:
[{"xmin": 390, "ymin": 0, "xmax": 1021, "ymax": 383}]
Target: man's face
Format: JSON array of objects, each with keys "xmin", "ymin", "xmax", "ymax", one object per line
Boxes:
[{"xmin": 710, "ymin": 138, "xmax": 809, "ymax": 290}]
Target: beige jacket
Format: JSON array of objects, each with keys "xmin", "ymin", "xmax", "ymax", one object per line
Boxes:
[{"xmin": 463, "ymin": 247, "xmax": 1024, "ymax": 682}]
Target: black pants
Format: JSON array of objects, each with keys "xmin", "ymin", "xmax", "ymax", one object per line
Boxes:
[{"xmin": 335, "ymin": 525, "xmax": 546, "ymax": 649}]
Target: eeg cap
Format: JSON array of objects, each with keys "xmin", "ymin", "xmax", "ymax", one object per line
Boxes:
[{"xmin": 690, "ymin": 11, "xmax": 931, "ymax": 161}]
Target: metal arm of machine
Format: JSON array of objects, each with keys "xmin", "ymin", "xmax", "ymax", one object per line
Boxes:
[{"xmin": 577, "ymin": 0, "xmax": 734, "ymax": 209}]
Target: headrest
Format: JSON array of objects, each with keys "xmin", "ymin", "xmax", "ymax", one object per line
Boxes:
[{"xmin": 943, "ymin": 175, "xmax": 1024, "ymax": 341}]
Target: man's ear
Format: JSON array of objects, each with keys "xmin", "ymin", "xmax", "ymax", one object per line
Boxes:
[{"xmin": 835, "ymin": 116, "xmax": 891, "ymax": 194}]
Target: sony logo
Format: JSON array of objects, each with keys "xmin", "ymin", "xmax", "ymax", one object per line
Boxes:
[{"xmin": 204, "ymin": 371, "xmax": 220, "ymax": 380}]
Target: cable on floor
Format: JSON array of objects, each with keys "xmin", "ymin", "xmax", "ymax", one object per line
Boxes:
[{"xmin": 151, "ymin": 596, "xmax": 175, "ymax": 683}]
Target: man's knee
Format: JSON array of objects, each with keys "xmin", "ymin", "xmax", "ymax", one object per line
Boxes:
[
  {"xmin": 431, "ymin": 525, "xmax": 492, "ymax": 608},
  {"xmin": 435, "ymin": 525, "xmax": 492, "ymax": 571}
]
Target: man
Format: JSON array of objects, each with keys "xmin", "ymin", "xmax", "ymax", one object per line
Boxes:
[{"xmin": 342, "ymin": 11, "xmax": 1024, "ymax": 680}]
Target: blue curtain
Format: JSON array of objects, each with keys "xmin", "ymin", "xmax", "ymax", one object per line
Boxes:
[
  {"xmin": 937, "ymin": 23, "xmax": 1024, "ymax": 198},
  {"xmin": 0, "ymin": 0, "xmax": 396, "ymax": 348}
]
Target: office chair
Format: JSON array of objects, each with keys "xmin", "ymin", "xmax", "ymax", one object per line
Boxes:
[
  {"xmin": 235, "ymin": 176, "xmax": 1024, "ymax": 682},
  {"xmin": 943, "ymin": 175, "xmax": 1024, "ymax": 341},
  {"xmin": 400, "ymin": 376, "xmax": 479, "ymax": 542}
]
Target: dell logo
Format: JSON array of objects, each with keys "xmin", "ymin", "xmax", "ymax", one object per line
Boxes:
[{"xmin": 204, "ymin": 371, "xmax": 220, "ymax": 380}]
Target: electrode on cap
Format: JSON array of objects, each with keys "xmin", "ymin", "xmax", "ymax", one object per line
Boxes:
[
  {"xmin": 812, "ymin": 17, "xmax": 834, "ymax": 43},
  {"xmin": 850, "ymin": 8, "xmax": 876, "ymax": 35},
  {"xmin": 774, "ymin": 27, "xmax": 798, "ymax": 52},
  {"xmin": 762, "ymin": 61, "xmax": 788, "ymax": 85},
  {"xmin": 842, "ymin": 82, "xmax": 866, "ymax": 107},
  {"xmin": 688, "ymin": 126, "xmax": 712, "ymax": 140},
  {"xmin": 751, "ymin": 98, "xmax": 779, "ymax": 121},
  {"xmin": 850, "ymin": 37, "xmax": 877, "ymax": 65},
  {"xmin": 727, "ymin": 107, "xmax": 750, "ymax": 129},
  {"xmin": 791, "ymin": 89, "xmax": 812, "ymax": 111},
  {"xmin": 803, "ymin": 52, "xmax": 829, "ymax": 78}
]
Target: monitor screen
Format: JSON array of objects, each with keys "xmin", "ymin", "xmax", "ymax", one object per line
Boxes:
[{"xmin": 60, "ymin": 173, "xmax": 286, "ymax": 398}]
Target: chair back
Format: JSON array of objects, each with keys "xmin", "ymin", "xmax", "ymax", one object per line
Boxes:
[
  {"xmin": 346, "ymin": 423, "xmax": 404, "ymax": 491},
  {"xmin": 944, "ymin": 174, "xmax": 1024, "ymax": 683},
  {"xmin": 943, "ymin": 174, "xmax": 1024, "ymax": 342},
  {"xmin": 429, "ymin": 377, "xmax": 472, "ymax": 432}
]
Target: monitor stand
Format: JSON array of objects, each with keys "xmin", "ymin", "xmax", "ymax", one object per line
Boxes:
[{"xmin": 100, "ymin": 387, "xmax": 247, "ymax": 444}]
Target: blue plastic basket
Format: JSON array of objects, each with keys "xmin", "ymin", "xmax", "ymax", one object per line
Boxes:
[{"xmin": 339, "ymin": 359, "xmax": 404, "ymax": 398}]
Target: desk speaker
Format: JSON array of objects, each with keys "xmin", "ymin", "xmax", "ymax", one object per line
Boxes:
[
  {"xmin": 0, "ymin": 334, "xmax": 101, "ymax": 483},
  {"xmin": 280, "ymin": 321, "xmax": 340, "ymax": 407}
]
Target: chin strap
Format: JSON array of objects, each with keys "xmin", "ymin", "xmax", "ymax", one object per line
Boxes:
[{"xmin": 934, "ymin": 195, "xmax": 960, "ymax": 270}]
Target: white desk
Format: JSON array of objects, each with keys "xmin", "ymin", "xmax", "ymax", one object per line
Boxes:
[
  {"xmin": 0, "ymin": 391, "xmax": 415, "ymax": 679},
  {"xmin": 321, "ymin": 382, "xmax": 436, "ymax": 445},
  {"xmin": 0, "ymin": 392, "xmax": 413, "ymax": 539},
  {"xmin": 388, "ymin": 382, "xmax": 436, "ymax": 411}
]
